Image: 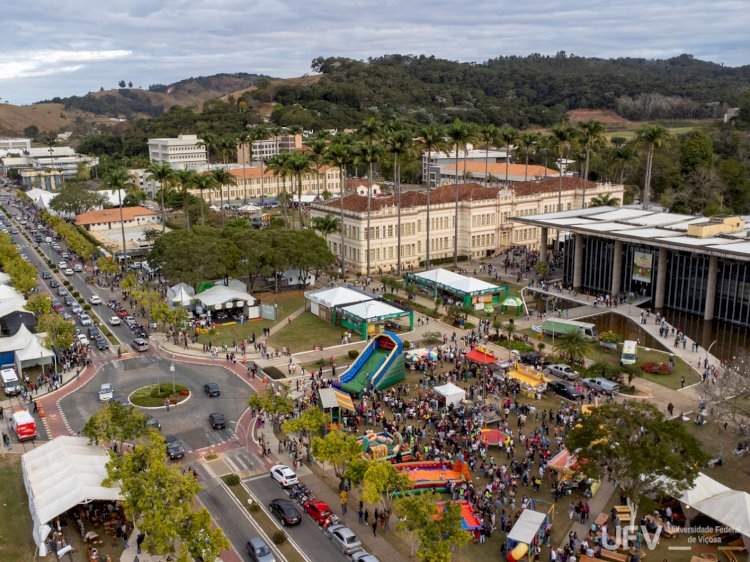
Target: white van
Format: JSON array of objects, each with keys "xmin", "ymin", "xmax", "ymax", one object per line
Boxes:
[
  {"xmin": 1, "ymin": 367, "xmax": 21, "ymax": 396},
  {"xmin": 621, "ymin": 340, "xmax": 637, "ymax": 365}
]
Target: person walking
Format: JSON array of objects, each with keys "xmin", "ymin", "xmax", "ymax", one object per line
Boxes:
[
  {"xmin": 136, "ymin": 532, "xmax": 145, "ymax": 554},
  {"xmin": 357, "ymin": 502, "xmax": 364, "ymax": 524},
  {"xmin": 372, "ymin": 519, "xmax": 377, "ymax": 536}
]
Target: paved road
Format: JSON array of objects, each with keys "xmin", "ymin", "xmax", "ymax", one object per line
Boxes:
[
  {"xmin": 243, "ymin": 474, "xmax": 350, "ymax": 562},
  {"xmin": 58, "ymin": 356, "xmax": 252, "ymax": 452}
]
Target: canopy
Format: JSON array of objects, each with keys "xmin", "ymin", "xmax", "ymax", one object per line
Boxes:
[
  {"xmin": 0, "ymin": 323, "xmax": 35, "ymax": 353},
  {"xmin": 15, "ymin": 334, "xmax": 55, "ymax": 366},
  {"xmin": 195, "ymin": 285, "xmax": 255, "ymax": 310},
  {"xmin": 167, "ymin": 282, "xmax": 195, "ymax": 300},
  {"xmin": 305, "ymin": 286, "xmax": 373, "ymax": 309},
  {"xmin": 548, "ymin": 448, "xmax": 578, "ymax": 475},
  {"xmin": 318, "ymin": 388, "xmax": 355, "ymax": 412},
  {"xmin": 434, "ymin": 382, "xmax": 466, "ymax": 407},
  {"xmin": 678, "ymin": 472, "xmax": 731, "ymax": 507},
  {"xmin": 507, "ymin": 509, "xmax": 547, "ymax": 544},
  {"xmin": 238, "ymin": 204, "xmax": 261, "ymax": 212},
  {"xmin": 413, "ymin": 268, "xmax": 499, "ymax": 295},
  {"xmin": 334, "ymin": 389, "xmax": 355, "ymax": 411},
  {"xmin": 0, "ymin": 272, "xmax": 11, "ymax": 285},
  {"xmin": 0, "ymin": 283, "xmax": 25, "ymax": 302},
  {"xmin": 170, "ymin": 287, "xmax": 194, "ymax": 306},
  {"xmin": 502, "ymin": 297, "xmax": 525, "ymax": 307},
  {"xmin": 466, "ymin": 348, "xmax": 497, "ymax": 365},
  {"xmin": 339, "ymin": 300, "xmax": 406, "ymax": 321},
  {"xmin": 405, "ymin": 348, "xmax": 438, "ymax": 362},
  {"xmin": 22, "ymin": 436, "xmax": 122, "ymax": 555}
]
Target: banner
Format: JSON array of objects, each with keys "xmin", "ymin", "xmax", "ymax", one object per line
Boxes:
[{"xmin": 632, "ymin": 251, "xmax": 653, "ymax": 283}]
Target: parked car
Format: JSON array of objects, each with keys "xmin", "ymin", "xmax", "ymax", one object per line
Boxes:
[
  {"xmin": 208, "ymin": 412, "xmax": 226, "ymax": 430},
  {"xmin": 49, "ymin": 279, "xmax": 59, "ymax": 288},
  {"xmin": 64, "ymin": 296, "xmax": 75, "ymax": 306},
  {"xmin": 42, "ymin": 271, "xmax": 52, "ymax": 279},
  {"xmin": 98, "ymin": 383, "xmax": 114, "ymax": 402},
  {"xmin": 52, "ymin": 301, "xmax": 64, "ymax": 313},
  {"xmin": 544, "ymin": 364, "xmax": 580, "ymax": 381},
  {"xmin": 517, "ymin": 351, "xmax": 551, "ymax": 369},
  {"xmin": 73, "ymin": 264, "xmax": 83, "ymax": 272},
  {"xmin": 203, "ymin": 383, "xmax": 220, "ymax": 397},
  {"xmin": 87, "ymin": 326, "xmax": 100, "ymax": 338},
  {"xmin": 77, "ymin": 334, "xmax": 90, "ymax": 347},
  {"xmin": 71, "ymin": 305, "xmax": 83, "ymax": 315},
  {"xmin": 95, "ymin": 337, "xmax": 109, "ymax": 351},
  {"xmin": 89, "ymin": 295, "xmax": 102, "ymax": 305},
  {"xmin": 132, "ymin": 338, "xmax": 149, "ymax": 352},
  {"xmin": 109, "ymin": 316, "xmax": 122, "ymax": 326},
  {"xmin": 143, "ymin": 414, "xmax": 161, "ymax": 431},
  {"xmin": 79, "ymin": 314, "xmax": 93, "ymax": 326},
  {"xmin": 270, "ymin": 464, "xmax": 299, "ymax": 487},
  {"xmin": 64, "ymin": 268, "xmax": 74, "ymax": 276},
  {"xmin": 245, "ymin": 537, "xmax": 275, "ymax": 562},
  {"xmin": 112, "ymin": 395, "xmax": 129, "ymax": 407},
  {"xmin": 329, "ymin": 527, "xmax": 362, "ymax": 555},
  {"xmin": 581, "ymin": 377, "xmax": 620, "ymax": 395},
  {"xmin": 165, "ymin": 434, "xmax": 186, "ymax": 460},
  {"xmin": 268, "ymin": 499, "xmax": 301, "ymax": 526},
  {"xmin": 115, "ymin": 308, "xmax": 129, "ymax": 318},
  {"xmin": 58, "ymin": 261, "xmax": 67, "ymax": 269},
  {"xmin": 57, "ymin": 287, "xmax": 68, "ymax": 296},
  {"xmin": 351, "ymin": 551, "xmax": 380, "ymax": 562},
  {"xmin": 547, "ymin": 380, "xmax": 582, "ymax": 401},
  {"xmin": 303, "ymin": 499, "xmax": 333, "ymax": 525}
]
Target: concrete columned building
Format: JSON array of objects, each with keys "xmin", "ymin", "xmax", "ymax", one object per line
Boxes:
[
  {"xmin": 147, "ymin": 134, "xmax": 207, "ymax": 169},
  {"xmin": 236, "ymin": 134, "xmax": 303, "ymax": 164},
  {"xmin": 514, "ymin": 208, "xmax": 750, "ymax": 327},
  {"xmin": 310, "ymin": 178, "xmax": 624, "ymax": 274}
]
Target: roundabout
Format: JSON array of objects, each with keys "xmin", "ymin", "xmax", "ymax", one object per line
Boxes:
[{"xmin": 129, "ymin": 383, "xmax": 191, "ymax": 408}]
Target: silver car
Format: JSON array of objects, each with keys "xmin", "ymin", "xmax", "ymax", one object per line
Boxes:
[
  {"xmin": 246, "ymin": 537, "xmax": 275, "ymax": 562},
  {"xmin": 544, "ymin": 364, "xmax": 579, "ymax": 381},
  {"xmin": 330, "ymin": 527, "xmax": 362, "ymax": 555}
]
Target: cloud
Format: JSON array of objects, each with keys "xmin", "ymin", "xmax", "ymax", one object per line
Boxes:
[{"xmin": 0, "ymin": 0, "xmax": 748, "ymax": 104}]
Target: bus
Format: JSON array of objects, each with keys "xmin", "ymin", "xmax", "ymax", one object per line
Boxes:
[
  {"xmin": 539, "ymin": 319, "xmax": 598, "ymax": 341},
  {"xmin": 621, "ymin": 340, "xmax": 638, "ymax": 365}
]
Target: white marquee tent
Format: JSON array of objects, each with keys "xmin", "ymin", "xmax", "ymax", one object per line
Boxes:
[
  {"xmin": 507, "ymin": 509, "xmax": 547, "ymax": 545},
  {"xmin": 0, "ymin": 323, "xmax": 35, "ymax": 353},
  {"xmin": 414, "ymin": 268, "xmax": 499, "ymax": 294},
  {"xmin": 434, "ymin": 382, "xmax": 466, "ymax": 407},
  {"xmin": 339, "ymin": 300, "xmax": 405, "ymax": 321},
  {"xmin": 305, "ymin": 286, "xmax": 373, "ymax": 318},
  {"xmin": 195, "ymin": 285, "xmax": 256, "ymax": 310},
  {"xmin": 0, "ymin": 271, "xmax": 11, "ymax": 285},
  {"xmin": 22, "ymin": 436, "xmax": 122, "ymax": 556},
  {"xmin": 16, "ymin": 333, "xmax": 55, "ymax": 367}
]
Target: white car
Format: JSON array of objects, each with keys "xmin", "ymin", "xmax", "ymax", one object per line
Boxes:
[
  {"xmin": 64, "ymin": 268, "xmax": 74, "ymax": 276},
  {"xmin": 89, "ymin": 295, "xmax": 102, "ymax": 305},
  {"xmin": 98, "ymin": 383, "xmax": 114, "ymax": 401},
  {"xmin": 77, "ymin": 334, "xmax": 90, "ymax": 346},
  {"xmin": 270, "ymin": 464, "xmax": 299, "ymax": 487},
  {"xmin": 109, "ymin": 316, "xmax": 121, "ymax": 326},
  {"xmin": 71, "ymin": 305, "xmax": 83, "ymax": 315},
  {"xmin": 79, "ymin": 314, "xmax": 92, "ymax": 326},
  {"xmin": 58, "ymin": 261, "xmax": 67, "ymax": 269},
  {"xmin": 20, "ymin": 253, "xmax": 27, "ymax": 260},
  {"xmin": 73, "ymin": 264, "xmax": 83, "ymax": 272}
]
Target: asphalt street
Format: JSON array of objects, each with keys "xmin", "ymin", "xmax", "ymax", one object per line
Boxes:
[
  {"xmin": 243, "ymin": 474, "xmax": 350, "ymax": 562},
  {"xmin": 58, "ymin": 356, "xmax": 253, "ymax": 452}
]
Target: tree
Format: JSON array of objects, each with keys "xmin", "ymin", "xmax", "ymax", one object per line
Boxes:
[
  {"xmin": 589, "ymin": 193, "xmax": 621, "ymax": 207},
  {"xmin": 565, "ymin": 402, "xmax": 706, "ymax": 517},
  {"xmin": 702, "ymin": 357, "xmax": 750, "ymax": 433},
  {"xmin": 23, "ymin": 125, "xmax": 39, "ymax": 139},
  {"xmin": 48, "ymin": 183, "xmax": 107, "ymax": 216},
  {"xmin": 534, "ymin": 261, "xmax": 549, "ymax": 279},
  {"xmin": 82, "ymin": 400, "xmax": 154, "ymax": 445},
  {"xmin": 325, "ymin": 139, "xmax": 352, "ymax": 275},
  {"xmin": 266, "ymin": 153, "xmax": 292, "ymax": 228},
  {"xmin": 383, "ymin": 126, "xmax": 413, "ymax": 274},
  {"xmin": 308, "ymin": 137, "xmax": 328, "ymax": 199},
  {"xmin": 361, "ymin": 460, "xmax": 410, "ymax": 515},
  {"xmin": 285, "ymin": 152, "xmax": 314, "ymax": 228},
  {"xmin": 26, "ymin": 293, "xmax": 52, "ymax": 317},
  {"xmin": 478, "ymin": 124, "xmax": 499, "ymax": 186},
  {"xmin": 312, "ymin": 214, "xmax": 340, "ymax": 238},
  {"xmin": 193, "ymin": 173, "xmax": 218, "ymax": 225},
  {"xmin": 282, "ymin": 407, "xmax": 327, "ymax": 442},
  {"xmin": 516, "ymin": 131, "xmax": 541, "ymax": 182},
  {"xmin": 635, "ymin": 124, "xmax": 672, "ymax": 209},
  {"xmin": 176, "ymin": 169, "xmax": 198, "ymax": 230},
  {"xmin": 101, "ymin": 168, "xmax": 139, "ymax": 268},
  {"xmin": 552, "ymin": 330, "xmax": 591, "ymax": 365},
  {"xmin": 418, "ymin": 124, "xmax": 448, "ymax": 269},
  {"xmin": 146, "ymin": 162, "xmax": 176, "ymax": 232},
  {"xmin": 353, "ymin": 138, "xmax": 383, "ymax": 278},
  {"xmin": 37, "ymin": 312, "xmax": 75, "ymax": 350},
  {"xmin": 550, "ymin": 123, "xmax": 577, "ymax": 213},
  {"xmin": 446, "ymin": 119, "xmax": 474, "ymax": 266},
  {"xmin": 247, "ymin": 384, "xmax": 294, "ymax": 422},
  {"xmin": 395, "ymin": 494, "xmax": 471, "ymax": 562},
  {"xmin": 679, "ymin": 130, "xmax": 713, "ymax": 175},
  {"xmin": 577, "ymin": 120, "xmax": 606, "ymax": 207},
  {"xmin": 499, "ymin": 126, "xmax": 518, "ymax": 183},
  {"xmin": 118, "ymin": 80, "xmax": 126, "ymax": 88},
  {"xmin": 311, "ymin": 430, "xmax": 362, "ymax": 476}
]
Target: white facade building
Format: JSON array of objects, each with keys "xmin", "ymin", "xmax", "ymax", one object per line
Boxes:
[
  {"xmin": 0, "ymin": 138, "xmax": 32, "ymax": 153},
  {"xmin": 147, "ymin": 134, "xmax": 207, "ymax": 170},
  {"xmin": 422, "ymin": 146, "xmax": 509, "ymax": 186}
]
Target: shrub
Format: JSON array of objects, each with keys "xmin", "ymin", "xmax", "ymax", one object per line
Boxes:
[
  {"xmin": 249, "ymin": 501, "xmax": 260, "ymax": 513},
  {"xmin": 401, "ymin": 340, "xmax": 410, "ymax": 349},
  {"xmin": 83, "ymin": 304, "xmax": 91, "ymax": 311},
  {"xmin": 71, "ymin": 291, "xmax": 80, "ymax": 298},
  {"xmin": 271, "ymin": 530, "xmax": 287, "ymax": 545},
  {"xmin": 464, "ymin": 322, "xmax": 476, "ymax": 330},
  {"xmin": 348, "ymin": 349, "xmax": 359, "ymax": 359},
  {"xmin": 496, "ymin": 340, "xmax": 534, "ymax": 352},
  {"xmin": 224, "ymin": 473, "xmax": 240, "ymax": 486},
  {"xmin": 599, "ymin": 330, "xmax": 622, "ymax": 344},
  {"xmin": 263, "ymin": 367, "xmax": 286, "ymax": 380},
  {"xmin": 641, "ymin": 362, "xmax": 672, "ymax": 375}
]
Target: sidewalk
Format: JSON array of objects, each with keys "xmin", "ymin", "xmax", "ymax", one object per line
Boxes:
[{"xmin": 557, "ymin": 477, "xmax": 617, "ymax": 550}]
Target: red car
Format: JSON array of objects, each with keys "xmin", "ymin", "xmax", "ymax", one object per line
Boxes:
[
  {"xmin": 52, "ymin": 302, "xmax": 64, "ymax": 313},
  {"xmin": 115, "ymin": 308, "xmax": 130, "ymax": 318},
  {"xmin": 303, "ymin": 499, "xmax": 332, "ymax": 525}
]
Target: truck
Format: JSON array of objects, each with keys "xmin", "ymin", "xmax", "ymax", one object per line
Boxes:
[
  {"xmin": 539, "ymin": 319, "xmax": 598, "ymax": 341},
  {"xmin": 1, "ymin": 367, "xmax": 21, "ymax": 396},
  {"xmin": 11, "ymin": 410, "xmax": 37, "ymax": 441}
]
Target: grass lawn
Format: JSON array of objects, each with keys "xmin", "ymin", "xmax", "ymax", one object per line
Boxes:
[
  {"xmin": 197, "ymin": 290, "xmax": 305, "ymax": 347},
  {"xmin": 130, "ymin": 383, "xmax": 190, "ymax": 407},
  {"xmin": 267, "ymin": 312, "xmax": 347, "ymax": 354},
  {"xmin": 301, "ymin": 355, "xmax": 351, "ymax": 372},
  {"xmin": 0, "ymin": 456, "xmax": 37, "ymax": 562}
]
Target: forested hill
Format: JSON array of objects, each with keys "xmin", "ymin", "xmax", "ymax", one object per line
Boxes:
[
  {"xmin": 255, "ymin": 53, "xmax": 750, "ymax": 129},
  {"xmin": 36, "ymin": 72, "xmax": 272, "ymax": 118}
]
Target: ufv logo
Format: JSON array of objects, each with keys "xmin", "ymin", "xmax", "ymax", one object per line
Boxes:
[{"xmin": 601, "ymin": 524, "xmax": 663, "ymax": 552}]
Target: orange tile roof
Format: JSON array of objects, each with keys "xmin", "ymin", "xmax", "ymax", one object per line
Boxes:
[
  {"xmin": 75, "ymin": 206, "xmax": 158, "ymax": 226},
  {"xmin": 228, "ymin": 165, "xmax": 334, "ymax": 179},
  {"xmin": 442, "ymin": 161, "xmax": 559, "ymax": 178}
]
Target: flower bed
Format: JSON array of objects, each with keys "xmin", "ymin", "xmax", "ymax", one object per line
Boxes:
[{"xmin": 641, "ymin": 362, "xmax": 672, "ymax": 375}]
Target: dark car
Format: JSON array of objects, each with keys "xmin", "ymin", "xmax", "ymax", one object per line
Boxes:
[
  {"xmin": 203, "ymin": 383, "xmax": 220, "ymax": 397},
  {"xmin": 87, "ymin": 326, "xmax": 100, "ymax": 338},
  {"xmin": 547, "ymin": 380, "xmax": 582, "ymax": 401},
  {"xmin": 95, "ymin": 337, "xmax": 109, "ymax": 351},
  {"xmin": 143, "ymin": 414, "xmax": 161, "ymax": 431},
  {"xmin": 49, "ymin": 279, "xmax": 59, "ymax": 288},
  {"xmin": 165, "ymin": 434, "xmax": 186, "ymax": 460},
  {"xmin": 111, "ymin": 395, "xmax": 129, "ymax": 407},
  {"xmin": 42, "ymin": 271, "xmax": 52, "ymax": 279},
  {"xmin": 268, "ymin": 499, "xmax": 301, "ymax": 526},
  {"xmin": 64, "ymin": 296, "xmax": 75, "ymax": 306},
  {"xmin": 519, "ymin": 351, "xmax": 550, "ymax": 369},
  {"xmin": 209, "ymin": 412, "xmax": 226, "ymax": 430}
]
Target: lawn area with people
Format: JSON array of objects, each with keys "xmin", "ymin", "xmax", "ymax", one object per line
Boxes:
[{"xmin": 267, "ymin": 311, "xmax": 348, "ymax": 354}]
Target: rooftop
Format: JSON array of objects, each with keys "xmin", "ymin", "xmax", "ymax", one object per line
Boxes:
[
  {"xmin": 441, "ymin": 160, "xmax": 559, "ymax": 178},
  {"xmin": 75, "ymin": 206, "xmax": 158, "ymax": 226}
]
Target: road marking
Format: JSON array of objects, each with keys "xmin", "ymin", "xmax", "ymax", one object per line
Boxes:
[{"xmin": 242, "ymin": 473, "xmax": 269, "ymax": 483}]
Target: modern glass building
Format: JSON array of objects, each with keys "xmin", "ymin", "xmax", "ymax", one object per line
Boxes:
[{"xmin": 514, "ymin": 207, "xmax": 750, "ymax": 328}]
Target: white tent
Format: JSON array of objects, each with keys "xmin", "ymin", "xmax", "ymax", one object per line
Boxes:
[
  {"xmin": 170, "ymin": 287, "xmax": 194, "ymax": 306},
  {"xmin": 507, "ymin": 509, "xmax": 547, "ymax": 544},
  {"xmin": 238, "ymin": 204, "xmax": 261, "ymax": 213},
  {"xmin": 0, "ymin": 323, "xmax": 35, "ymax": 353},
  {"xmin": 414, "ymin": 268, "xmax": 499, "ymax": 294},
  {"xmin": 339, "ymin": 300, "xmax": 404, "ymax": 320},
  {"xmin": 0, "ymin": 283, "xmax": 25, "ymax": 302},
  {"xmin": 434, "ymin": 382, "xmax": 466, "ymax": 407},
  {"xmin": 22, "ymin": 436, "xmax": 122, "ymax": 555},
  {"xmin": 0, "ymin": 272, "xmax": 10, "ymax": 285},
  {"xmin": 16, "ymin": 333, "xmax": 55, "ymax": 367},
  {"xmin": 305, "ymin": 286, "xmax": 373, "ymax": 316},
  {"xmin": 195, "ymin": 285, "xmax": 256, "ymax": 310},
  {"xmin": 678, "ymin": 472, "xmax": 731, "ymax": 507},
  {"xmin": 26, "ymin": 188, "xmax": 57, "ymax": 212}
]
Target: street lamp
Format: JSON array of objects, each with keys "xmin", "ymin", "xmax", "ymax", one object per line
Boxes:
[{"xmin": 169, "ymin": 358, "xmax": 176, "ymax": 393}]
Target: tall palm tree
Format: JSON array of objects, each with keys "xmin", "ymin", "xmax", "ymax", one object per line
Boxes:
[
  {"xmin": 235, "ymin": 130, "xmax": 252, "ymax": 204},
  {"xmin": 611, "ymin": 143, "xmax": 638, "ymax": 185},
  {"xmin": 635, "ymin": 124, "xmax": 672, "ymax": 209},
  {"xmin": 193, "ymin": 173, "xmax": 217, "ymax": 225},
  {"xmin": 550, "ymin": 123, "xmax": 577, "ymax": 212},
  {"xmin": 498, "ymin": 127, "xmax": 518, "ymax": 184},
  {"xmin": 589, "ymin": 193, "xmax": 621, "ymax": 207},
  {"xmin": 312, "ymin": 214, "xmax": 340, "ymax": 238},
  {"xmin": 101, "ymin": 168, "xmax": 138, "ymax": 269},
  {"xmin": 353, "ymin": 141, "xmax": 382, "ymax": 279},
  {"xmin": 478, "ymin": 124, "xmax": 499, "ymax": 187},
  {"xmin": 308, "ymin": 138, "xmax": 328, "ymax": 200},
  {"xmin": 383, "ymin": 127, "xmax": 413, "ymax": 275},
  {"xmin": 211, "ymin": 168, "xmax": 237, "ymax": 226},
  {"xmin": 418, "ymin": 124, "xmax": 448, "ymax": 269},
  {"xmin": 266, "ymin": 153, "xmax": 291, "ymax": 228},
  {"xmin": 176, "ymin": 169, "xmax": 198, "ymax": 230},
  {"xmin": 516, "ymin": 132, "xmax": 541, "ymax": 182},
  {"xmin": 446, "ymin": 119, "xmax": 474, "ymax": 267},
  {"xmin": 198, "ymin": 132, "xmax": 219, "ymax": 171},
  {"xmin": 251, "ymin": 124, "xmax": 270, "ymax": 201},
  {"xmin": 577, "ymin": 120, "xmax": 607, "ymax": 208},
  {"xmin": 325, "ymin": 139, "xmax": 352, "ymax": 276},
  {"xmin": 145, "ymin": 162, "xmax": 176, "ymax": 232},
  {"xmin": 286, "ymin": 152, "xmax": 313, "ymax": 228}
]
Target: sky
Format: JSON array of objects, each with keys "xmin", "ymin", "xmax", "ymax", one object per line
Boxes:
[{"xmin": 1, "ymin": 0, "xmax": 749, "ymax": 105}]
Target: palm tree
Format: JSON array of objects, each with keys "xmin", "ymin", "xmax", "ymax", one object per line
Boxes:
[
  {"xmin": 145, "ymin": 162, "xmax": 176, "ymax": 232},
  {"xmin": 176, "ymin": 169, "xmax": 198, "ymax": 230},
  {"xmin": 235, "ymin": 131, "xmax": 253, "ymax": 204},
  {"xmin": 550, "ymin": 123, "xmax": 577, "ymax": 212},
  {"xmin": 210, "ymin": 168, "xmax": 237, "ymax": 225},
  {"xmin": 266, "ymin": 153, "xmax": 291, "ymax": 228},
  {"xmin": 589, "ymin": 193, "xmax": 621, "ymax": 207},
  {"xmin": 383, "ymin": 127, "xmax": 413, "ymax": 275},
  {"xmin": 577, "ymin": 120, "xmax": 607, "ymax": 208},
  {"xmin": 286, "ymin": 152, "xmax": 313, "ymax": 228},
  {"xmin": 553, "ymin": 331, "xmax": 591, "ymax": 365},
  {"xmin": 418, "ymin": 124, "xmax": 447, "ymax": 269},
  {"xmin": 249, "ymin": 124, "xmax": 270, "ymax": 201},
  {"xmin": 446, "ymin": 119, "xmax": 474, "ymax": 267},
  {"xmin": 198, "ymin": 132, "xmax": 219, "ymax": 170},
  {"xmin": 308, "ymin": 138, "xmax": 328, "ymax": 200},
  {"xmin": 325, "ymin": 139, "xmax": 352, "ymax": 276},
  {"xmin": 611, "ymin": 143, "xmax": 638, "ymax": 185},
  {"xmin": 193, "ymin": 173, "xmax": 217, "ymax": 224},
  {"xmin": 635, "ymin": 124, "xmax": 672, "ymax": 209},
  {"xmin": 312, "ymin": 214, "xmax": 340, "ymax": 238},
  {"xmin": 478, "ymin": 124, "xmax": 499, "ymax": 187},
  {"xmin": 516, "ymin": 132, "xmax": 541, "ymax": 182},
  {"xmin": 101, "ymin": 168, "xmax": 138, "ymax": 269},
  {"xmin": 499, "ymin": 127, "xmax": 518, "ymax": 183},
  {"xmin": 353, "ymin": 141, "xmax": 382, "ymax": 279}
]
